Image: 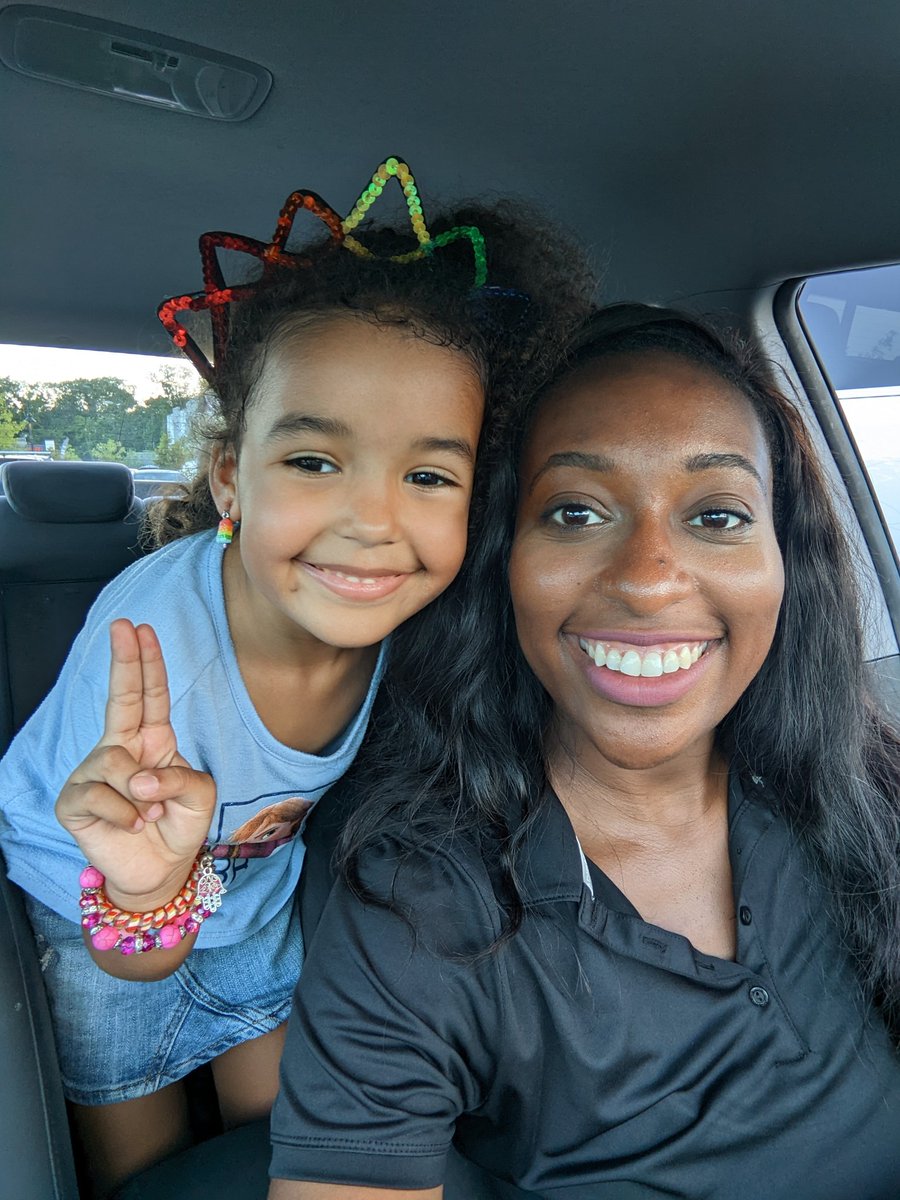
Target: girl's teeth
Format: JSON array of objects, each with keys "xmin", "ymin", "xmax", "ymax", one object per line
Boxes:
[{"xmin": 579, "ymin": 639, "xmax": 710, "ymax": 675}]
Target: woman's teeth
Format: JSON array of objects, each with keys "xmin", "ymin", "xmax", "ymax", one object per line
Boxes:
[{"xmin": 577, "ymin": 638, "xmax": 710, "ymax": 677}]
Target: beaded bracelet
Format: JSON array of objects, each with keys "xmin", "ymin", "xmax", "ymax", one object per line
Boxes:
[{"xmin": 78, "ymin": 849, "xmax": 226, "ymax": 955}]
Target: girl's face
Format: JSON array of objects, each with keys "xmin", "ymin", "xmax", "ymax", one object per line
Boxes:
[
  {"xmin": 212, "ymin": 317, "xmax": 484, "ymax": 652},
  {"xmin": 509, "ymin": 351, "xmax": 785, "ymax": 773}
]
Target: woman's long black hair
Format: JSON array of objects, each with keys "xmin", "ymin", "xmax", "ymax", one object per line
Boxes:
[{"xmin": 342, "ymin": 303, "xmax": 900, "ymax": 1043}]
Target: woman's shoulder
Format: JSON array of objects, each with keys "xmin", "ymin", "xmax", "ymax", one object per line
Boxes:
[{"xmin": 348, "ymin": 825, "xmax": 507, "ymax": 956}]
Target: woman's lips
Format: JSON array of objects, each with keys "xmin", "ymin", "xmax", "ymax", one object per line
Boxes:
[
  {"xmin": 299, "ymin": 561, "xmax": 412, "ymax": 601},
  {"xmin": 569, "ymin": 633, "xmax": 721, "ymax": 707}
]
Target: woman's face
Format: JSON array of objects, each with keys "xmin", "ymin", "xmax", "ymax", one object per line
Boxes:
[{"xmin": 509, "ymin": 350, "xmax": 785, "ymax": 773}]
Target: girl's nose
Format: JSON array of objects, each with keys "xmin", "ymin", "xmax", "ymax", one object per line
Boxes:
[
  {"xmin": 335, "ymin": 474, "xmax": 400, "ymax": 546},
  {"xmin": 597, "ymin": 516, "xmax": 694, "ymax": 613}
]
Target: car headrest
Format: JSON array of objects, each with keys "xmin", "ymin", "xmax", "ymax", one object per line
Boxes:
[{"xmin": 0, "ymin": 461, "xmax": 135, "ymax": 523}]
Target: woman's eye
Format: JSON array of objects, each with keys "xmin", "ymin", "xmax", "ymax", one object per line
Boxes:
[
  {"xmin": 688, "ymin": 509, "xmax": 751, "ymax": 531},
  {"xmin": 548, "ymin": 504, "xmax": 604, "ymax": 527},
  {"xmin": 287, "ymin": 456, "xmax": 338, "ymax": 474},
  {"xmin": 406, "ymin": 470, "xmax": 454, "ymax": 487}
]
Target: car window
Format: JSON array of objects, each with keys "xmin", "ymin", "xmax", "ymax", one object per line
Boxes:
[
  {"xmin": 797, "ymin": 265, "xmax": 900, "ymax": 555},
  {"xmin": 0, "ymin": 344, "xmax": 201, "ymax": 470}
]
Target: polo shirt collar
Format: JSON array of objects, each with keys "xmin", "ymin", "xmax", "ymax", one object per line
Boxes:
[{"xmin": 515, "ymin": 769, "xmax": 776, "ymax": 911}]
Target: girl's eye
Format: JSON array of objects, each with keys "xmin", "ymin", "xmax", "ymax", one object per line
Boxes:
[
  {"xmin": 688, "ymin": 509, "xmax": 751, "ymax": 531},
  {"xmin": 406, "ymin": 470, "xmax": 454, "ymax": 488},
  {"xmin": 547, "ymin": 503, "xmax": 604, "ymax": 528},
  {"xmin": 287, "ymin": 456, "xmax": 338, "ymax": 474}
]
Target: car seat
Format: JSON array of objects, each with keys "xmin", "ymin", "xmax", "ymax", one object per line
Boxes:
[
  {"xmin": 0, "ymin": 460, "xmax": 146, "ymax": 754},
  {"xmin": 0, "ymin": 459, "xmax": 146, "ymax": 1199}
]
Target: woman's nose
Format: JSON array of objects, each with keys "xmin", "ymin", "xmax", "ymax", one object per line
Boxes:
[{"xmin": 597, "ymin": 516, "xmax": 694, "ymax": 613}]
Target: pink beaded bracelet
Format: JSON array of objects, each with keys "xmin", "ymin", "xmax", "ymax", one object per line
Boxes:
[{"xmin": 78, "ymin": 849, "xmax": 226, "ymax": 955}]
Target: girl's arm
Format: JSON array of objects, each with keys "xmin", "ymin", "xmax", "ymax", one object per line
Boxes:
[
  {"xmin": 56, "ymin": 619, "xmax": 217, "ymax": 981},
  {"xmin": 269, "ymin": 1185, "xmax": 442, "ymax": 1200}
]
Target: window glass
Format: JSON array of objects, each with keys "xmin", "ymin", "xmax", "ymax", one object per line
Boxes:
[
  {"xmin": 798, "ymin": 266, "xmax": 900, "ymax": 554},
  {"xmin": 0, "ymin": 346, "xmax": 202, "ymax": 491}
]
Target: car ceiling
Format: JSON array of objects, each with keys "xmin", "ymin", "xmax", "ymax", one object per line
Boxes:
[{"xmin": 2, "ymin": 0, "xmax": 899, "ymax": 356}]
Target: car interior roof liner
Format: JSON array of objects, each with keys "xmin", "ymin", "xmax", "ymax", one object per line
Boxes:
[{"xmin": 0, "ymin": 4, "xmax": 272, "ymax": 120}]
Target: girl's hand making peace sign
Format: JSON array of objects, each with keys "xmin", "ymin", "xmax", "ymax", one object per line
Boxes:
[{"xmin": 56, "ymin": 619, "xmax": 217, "ymax": 915}]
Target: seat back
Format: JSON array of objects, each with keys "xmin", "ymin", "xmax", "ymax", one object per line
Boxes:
[
  {"xmin": 0, "ymin": 459, "xmax": 148, "ymax": 1199},
  {"xmin": 0, "ymin": 460, "xmax": 146, "ymax": 755}
]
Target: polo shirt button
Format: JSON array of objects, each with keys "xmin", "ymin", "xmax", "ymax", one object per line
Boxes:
[
  {"xmin": 739, "ymin": 906, "xmax": 752, "ymax": 925},
  {"xmin": 749, "ymin": 986, "xmax": 770, "ymax": 1007}
]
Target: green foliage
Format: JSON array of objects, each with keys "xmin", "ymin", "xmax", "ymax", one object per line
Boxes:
[
  {"xmin": 0, "ymin": 365, "xmax": 205, "ymax": 462},
  {"xmin": 0, "ymin": 403, "xmax": 25, "ymax": 449},
  {"xmin": 90, "ymin": 438, "xmax": 128, "ymax": 464},
  {"xmin": 155, "ymin": 431, "xmax": 192, "ymax": 469}
]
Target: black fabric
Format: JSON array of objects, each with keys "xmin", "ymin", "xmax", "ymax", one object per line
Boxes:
[
  {"xmin": 274, "ymin": 780, "xmax": 900, "ymax": 1198},
  {"xmin": 0, "ymin": 850, "xmax": 79, "ymax": 1199},
  {"xmin": 296, "ymin": 772, "xmax": 356, "ymax": 946},
  {"xmin": 296, "ymin": 779, "xmax": 518, "ymax": 1200},
  {"xmin": 113, "ymin": 1119, "xmax": 271, "ymax": 1200},
  {"xmin": 0, "ymin": 465, "xmax": 146, "ymax": 752},
  {"xmin": 0, "ymin": 460, "xmax": 149, "ymax": 1198},
  {"xmin": 0, "ymin": 460, "xmax": 134, "ymax": 525}
]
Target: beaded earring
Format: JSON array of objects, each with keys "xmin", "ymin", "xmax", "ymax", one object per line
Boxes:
[{"xmin": 216, "ymin": 511, "xmax": 234, "ymax": 547}]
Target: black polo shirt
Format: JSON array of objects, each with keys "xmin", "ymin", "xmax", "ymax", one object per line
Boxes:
[{"xmin": 271, "ymin": 776, "xmax": 900, "ymax": 1198}]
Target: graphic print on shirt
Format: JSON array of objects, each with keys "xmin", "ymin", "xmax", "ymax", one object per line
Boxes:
[{"xmin": 208, "ymin": 792, "xmax": 313, "ymax": 884}]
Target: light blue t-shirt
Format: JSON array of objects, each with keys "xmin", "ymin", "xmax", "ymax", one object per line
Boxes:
[{"xmin": 0, "ymin": 530, "xmax": 386, "ymax": 948}]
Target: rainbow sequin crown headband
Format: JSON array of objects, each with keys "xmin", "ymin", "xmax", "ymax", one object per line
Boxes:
[{"xmin": 158, "ymin": 156, "xmax": 520, "ymax": 386}]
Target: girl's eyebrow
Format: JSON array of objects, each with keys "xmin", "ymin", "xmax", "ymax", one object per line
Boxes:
[
  {"xmin": 411, "ymin": 436, "xmax": 475, "ymax": 463},
  {"xmin": 528, "ymin": 449, "xmax": 766, "ymax": 492},
  {"xmin": 265, "ymin": 415, "xmax": 475, "ymax": 462},
  {"xmin": 265, "ymin": 413, "xmax": 351, "ymax": 441}
]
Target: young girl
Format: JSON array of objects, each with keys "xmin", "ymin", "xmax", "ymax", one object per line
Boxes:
[
  {"xmin": 270, "ymin": 304, "xmax": 900, "ymax": 1199},
  {"xmin": 0, "ymin": 161, "xmax": 594, "ymax": 1195}
]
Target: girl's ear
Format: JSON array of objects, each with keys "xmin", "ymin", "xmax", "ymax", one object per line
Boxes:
[{"xmin": 209, "ymin": 442, "xmax": 241, "ymax": 521}]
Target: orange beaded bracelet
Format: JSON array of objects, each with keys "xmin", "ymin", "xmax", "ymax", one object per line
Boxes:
[{"xmin": 78, "ymin": 849, "xmax": 226, "ymax": 954}]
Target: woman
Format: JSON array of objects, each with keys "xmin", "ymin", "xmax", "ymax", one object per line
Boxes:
[{"xmin": 268, "ymin": 305, "xmax": 900, "ymax": 1199}]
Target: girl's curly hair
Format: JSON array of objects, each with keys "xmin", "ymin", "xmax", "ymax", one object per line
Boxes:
[{"xmin": 143, "ymin": 200, "xmax": 596, "ymax": 547}]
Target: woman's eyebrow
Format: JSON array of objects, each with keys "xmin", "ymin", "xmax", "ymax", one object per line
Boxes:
[
  {"xmin": 528, "ymin": 451, "xmax": 615, "ymax": 491},
  {"xmin": 265, "ymin": 414, "xmax": 352, "ymax": 441},
  {"xmin": 529, "ymin": 449, "xmax": 766, "ymax": 492},
  {"xmin": 684, "ymin": 452, "xmax": 765, "ymax": 488}
]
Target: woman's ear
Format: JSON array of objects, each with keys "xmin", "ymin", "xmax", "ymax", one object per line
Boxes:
[{"xmin": 209, "ymin": 442, "xmax": 241, "ymax": 521}]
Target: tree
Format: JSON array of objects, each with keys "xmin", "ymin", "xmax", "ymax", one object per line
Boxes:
[
  {"xmin": 1, "ymin": 377, "xmax": 48, "ymax": 447},
  {"xmin": 149, "ymin": 363, "xmax": 200, "ymax": 407},
  {"xmin": 155, "ymin": 431, "xmax": 191, "ymax": 469},
  {"xmin": 0, "ymin": 404, "xmax": 25, "ymax": 449},
  {"xmin": 31, "ymin": 377, "xmax": 136, "ymax": 457},
  {"xmin": 90, "ymin": 438, "xmax": 127, "ymax": 463}
]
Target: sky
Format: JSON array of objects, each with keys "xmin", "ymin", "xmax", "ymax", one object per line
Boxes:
[{"xmin": 0, "ymin": 343, "xmax": 198, "ymax": 402}]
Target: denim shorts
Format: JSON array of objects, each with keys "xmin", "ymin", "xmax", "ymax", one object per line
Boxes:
[{"xmin": 24, "ymin": 893, "xmax": 303, "ymax": 1106}]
